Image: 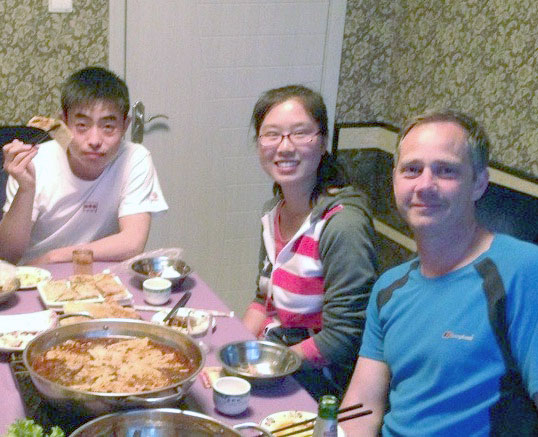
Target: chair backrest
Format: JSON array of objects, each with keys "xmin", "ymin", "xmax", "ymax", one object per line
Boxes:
[
  {"xmin": 476, "ymin": 169, "xmax": 538, "ymax": 244},
  {"xmin": 333, "ymin": 122, "xmax": 538, "ymax": 273},
  {"xmin": 0, "ymin": 126, "xmax": 52, "ymax": 219}
]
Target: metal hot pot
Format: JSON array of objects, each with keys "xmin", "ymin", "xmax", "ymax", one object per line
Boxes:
[
  {"xmin": 69, "ymin": 408, "xmax": 272, "ymax": 436},
  {"xmin": 23, "ymin": 319, "xmax": 205, "ymax": 416}
]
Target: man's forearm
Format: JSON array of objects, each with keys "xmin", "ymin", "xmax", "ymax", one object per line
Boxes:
[
  {"xmin": 34, "ymin": 232, "xmax": 146, "ymax": 264},
  {"xmin": 340, "ymin": 411, "xmax": 384, "ymax": 437},
  {"xmin": 340, "ymin": 386, "xmax": 385, "ymax": 437},
  {"xmin": 27, "ymin": 213, "xmax": 151, "ymax": 265},
  {"xmin": 0, "ymin": 188, "xmax": 35, "ymax": 263},
  {"xmin": 340, "ymin": 357, "xmax": 389, "ymax": 436}
]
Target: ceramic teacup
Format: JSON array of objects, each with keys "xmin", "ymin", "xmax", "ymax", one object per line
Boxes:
[
  {"xmin": 142, "ymin": 277, "xmax": 172, "ymax": 305},
  {"xmin": 213, "ymin": 376, "xmax": 251, "ymax": 416}
]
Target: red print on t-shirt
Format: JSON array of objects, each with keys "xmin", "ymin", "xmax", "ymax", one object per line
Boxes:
[{"xmin": 83, "ymin": 202, "xmax": 98, "ymax": 213}]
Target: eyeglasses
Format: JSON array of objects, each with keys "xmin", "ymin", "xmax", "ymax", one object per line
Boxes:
[{"xmin": 258, "ymin": 131, "xmax": 321, "ymax": 148}]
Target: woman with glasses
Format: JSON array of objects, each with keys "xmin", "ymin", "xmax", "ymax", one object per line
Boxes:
[{"xmin": 242, "ymin": 85, "xmax": 378, "ymax": 400}]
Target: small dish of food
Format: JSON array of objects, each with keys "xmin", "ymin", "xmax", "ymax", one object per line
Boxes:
[
  {"xmin": 261, "ymin": 410, "xmax": 346, "ymax": 437},
  {"xmin": 0, "ymin": 261, "xmax": 20, "ymax": 303},
  {"xmin": 151, "ymin": 307, "xmax": 214, "ymax": 336},
  {"xmin": 0, "ymin": 310, "xmax": 58, "ymax": 352},
  {"xmin": 15, "ymin": 266, "xmax": 52, "ymax": 289}
]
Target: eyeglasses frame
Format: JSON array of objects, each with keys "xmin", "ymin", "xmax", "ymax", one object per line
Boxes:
[{"xmin": 258, "ymin": 130, "xmax": 321, "ymax": 148}]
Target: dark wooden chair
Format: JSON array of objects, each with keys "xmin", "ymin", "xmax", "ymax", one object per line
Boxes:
[{"xmin": 333, "ymin": 122, "xmax": 538, "ymax": 273}]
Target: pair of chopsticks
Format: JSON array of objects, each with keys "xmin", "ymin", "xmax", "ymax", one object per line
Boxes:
[
  {"xmin": 133, "ymin": 305, "xmax": 234, "ymax": 318},
  {"xmin": 30, "ymin": 129, "xmax": 54, "ymax": 145},
  {"xmin": 260, "ymin": 403, "xmax": 372, "ymax": 437}
]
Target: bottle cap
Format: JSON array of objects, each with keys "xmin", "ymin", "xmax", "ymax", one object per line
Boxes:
[{"xmin": 318, "ymin": 394, "xmax": 339, "ymax": 419}]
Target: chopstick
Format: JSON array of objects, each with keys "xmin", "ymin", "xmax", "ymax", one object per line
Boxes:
[
  {"xmin": 163, "ymin": 290, "xmax": 191, "ymax": 324},
  {"xmin": 133, "ymin": 305, "xmax": 234, "ymax": 318},
  {"xmin": 0, "ymin": 130, "xmax": 51, "ymax": 174},
  {"xmin": 31, "ymin": 129, "xmax": 54, "ymax": 144},
  {"xmin": 258, "ymin": 403, "xmax": 371, "ymax": 437}
]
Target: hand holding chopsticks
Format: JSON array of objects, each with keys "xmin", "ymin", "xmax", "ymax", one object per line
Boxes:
[{"xmin": 258, "ymin": 403, "xmax": 372, "ymax": 437}]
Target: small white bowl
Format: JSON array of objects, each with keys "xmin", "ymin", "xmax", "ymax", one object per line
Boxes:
[
  {"xmin": 142, "ymin": 277, "xmax": 172, "ymax": 305},
  {"xmin": 213, "ymin": 376, "xmax": 251, "ymax": 416}
]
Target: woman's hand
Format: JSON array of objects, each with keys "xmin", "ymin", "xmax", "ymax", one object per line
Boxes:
[
  {"xmin": 242, "ymin": 307, "xmax": 268, "ymax": 337},
  {"xmin": 2, "ymin": 140, "xmax": 38, "ymax": 191}
]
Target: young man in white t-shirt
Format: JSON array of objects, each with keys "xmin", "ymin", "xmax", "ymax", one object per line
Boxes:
[{"xmin": 0, "ymin": 67, "xmax": 168, "ymax": 264}]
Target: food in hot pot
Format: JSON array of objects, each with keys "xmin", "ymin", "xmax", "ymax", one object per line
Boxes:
[{"xmin": 31, "ymin": 336, "xmax": 195, "ymax": 393}]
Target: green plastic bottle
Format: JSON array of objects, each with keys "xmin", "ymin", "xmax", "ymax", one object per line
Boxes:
[{"xmin": 312, "ymin": 394, "xmax": 339, "ymax": 437}]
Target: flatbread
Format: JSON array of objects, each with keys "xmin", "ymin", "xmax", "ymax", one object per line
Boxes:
[
  {"xmin": 61, "ymin": 301, "xmax": 141, "ymax": 325},
  {"xmin": 27, "ymin": 116, "xmax": 73, "ymax": 150},
  {"xmin": 94, "ymin": 274, "xmax": 129, "ymax": 299},
  {"xmin": 42, "ymin": 279, "xmax": 100, "ymax": 301}
]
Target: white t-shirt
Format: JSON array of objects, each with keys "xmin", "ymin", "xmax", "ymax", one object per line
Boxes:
[{"xmin": 3, "ymin": 140, "xmax": 168, "ymax": 263}]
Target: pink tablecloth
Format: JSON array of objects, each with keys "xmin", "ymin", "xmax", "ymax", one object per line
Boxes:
[{"xmin": 0, "ymin": 262, "xmax": 316, "ymax": 434}]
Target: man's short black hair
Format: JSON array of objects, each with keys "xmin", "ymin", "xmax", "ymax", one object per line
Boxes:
[{"xmin": 61, "ymin": 66, "xmax": 130, "ymax": 118}]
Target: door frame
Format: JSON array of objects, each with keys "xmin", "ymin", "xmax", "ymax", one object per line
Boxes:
[{"xmin": 108, "ymin": 0, "xmax": 347, "ymax": 138}]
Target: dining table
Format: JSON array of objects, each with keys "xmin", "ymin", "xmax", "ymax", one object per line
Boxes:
[{"xmin": 0, "ymin": 261, "xmax": 317, "ymax": 435}]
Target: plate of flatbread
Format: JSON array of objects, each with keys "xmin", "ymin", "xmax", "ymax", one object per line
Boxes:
[{"xmin": 37, "ymin": 273, "xmax": 133, "ymax": 308}]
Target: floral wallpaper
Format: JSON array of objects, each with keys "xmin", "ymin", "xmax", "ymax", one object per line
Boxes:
[
  {"xmin": 2, "ymin": 0, "xmax": 535, "ymax": 176},
  {"xmin": 337, "ymin": 0, "xmax": 538, "ymax": 177},
  {"xmin": 0, "ymin": 0, "xmax": 108, "ymax": 125}
]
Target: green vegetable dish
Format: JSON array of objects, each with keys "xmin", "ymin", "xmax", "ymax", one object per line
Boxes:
[{"xmin": 4, "ymin": 419, "xmax": 64, "ymax": 437}]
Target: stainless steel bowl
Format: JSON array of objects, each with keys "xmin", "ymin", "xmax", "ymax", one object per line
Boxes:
[
  {"xmin": 69, "ymin": 408, "xmax": 272, "ymax": 436},
  {"xmin": 23, "ymin": 319, "xmax": 205, "ymax": 416},
  {"xmin": 131, "ymin": 256, "xmax": 192, "ymax": 287},
  {"xmin": 217, "ymin": 340, "xmax": 302, "ymax": 385}
]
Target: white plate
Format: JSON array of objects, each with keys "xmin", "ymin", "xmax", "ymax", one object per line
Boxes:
[
  {"xmin": 261, "ymin": 410, "xmax": 346, "ymax": 437},
  {"xmin": 151, "ymin": 307, "xmax": 214, "ymax": 336},
  {"xmin": 15, "ymin": 266, "xmax": 52, "ymax": 289},
  {"xmin": 37, "ymin": 274, "xmax": 133, "ymax": 308},
  {"xmin": 0, "ymin": 310, "xmax": 58, "ymax": 352}
]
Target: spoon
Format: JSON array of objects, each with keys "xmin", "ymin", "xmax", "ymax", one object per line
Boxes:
[{"xmin": 162, "ymin": 291, "xmax": 192, "ymax": 325}]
